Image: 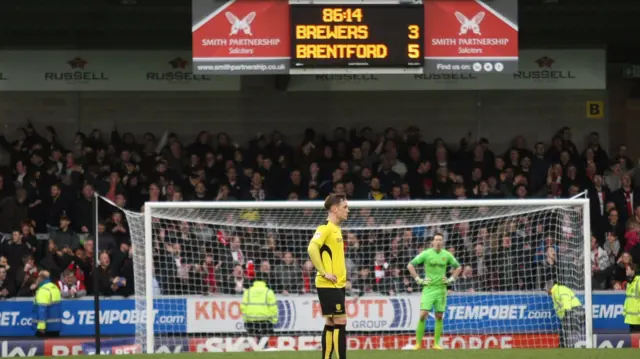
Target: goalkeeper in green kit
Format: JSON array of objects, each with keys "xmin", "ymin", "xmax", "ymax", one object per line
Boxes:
[{"xmin": 406, "ymin": 233, "xmax": 462, "ymax": 350}]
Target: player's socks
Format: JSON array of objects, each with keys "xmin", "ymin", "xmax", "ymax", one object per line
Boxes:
[
  {"xmin": 434, "ymin": 318, "xmax": 444, "ymax": 347},
  {"xmin": 415, "ymin": 319, "xmax": 426, "ymax": 347},
  {"xmin": 322, "ymin": 325, "xmax": 334, "ymax": 359},
  {"xmin": 333, "ymin": 324, "xmax": 347, "ymax": 359}
]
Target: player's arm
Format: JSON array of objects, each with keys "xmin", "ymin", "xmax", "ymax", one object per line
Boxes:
[
  {"xmin": 446, "ymin": 253, "xmax": 462, "ymax": 284},
  {"xmin": 407, "ymin": 251, "xmax": 428, "ymax": 285},
  {"xmin": 307, "ymin": 226, "xmax": 328, "ymax": 276}
]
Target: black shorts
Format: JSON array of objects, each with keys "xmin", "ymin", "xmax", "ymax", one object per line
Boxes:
[{"xmin": 317, "ymin": 287, "xmax": 346, "ymax": 317}]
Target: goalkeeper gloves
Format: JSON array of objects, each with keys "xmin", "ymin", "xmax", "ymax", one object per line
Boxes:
[
  {"xmin": 415, "ymin": 277, "xmax": 431, "ymax": 286},
  {"xmin": 443, "ymin": 276, "xmax": 456, "ymax": 285}
]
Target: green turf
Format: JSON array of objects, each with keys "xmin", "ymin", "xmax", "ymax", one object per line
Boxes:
[{"xmin": 69, "ymin": 350, "xmax": 640, "ymax": 359}]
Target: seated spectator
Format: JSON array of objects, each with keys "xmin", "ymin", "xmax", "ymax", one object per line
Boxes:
[
  {"xmin": 57, "ymin": 268, "xmax": 86, "ymax": 298},
  {"xmin": 51, "ymin": 215, "xmax": 79, "ymax": 251}
]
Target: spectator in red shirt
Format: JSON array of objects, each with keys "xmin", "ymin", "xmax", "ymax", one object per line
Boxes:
[{"xmin": 57, "ymin": 268, "xmax": 86, "ymax": 298}]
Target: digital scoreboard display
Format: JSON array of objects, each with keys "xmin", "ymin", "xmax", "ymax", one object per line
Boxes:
[{"xmin": 290, "ymin": 3, "xmax": 424, "ymax": 73}]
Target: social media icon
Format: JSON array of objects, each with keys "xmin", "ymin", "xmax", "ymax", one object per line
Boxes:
[
  {"xmin": 473, "ymin": 63, "xmax": 482, "ymax": 72},
  {"xmin": 495, "ymin": 62, "xmax": 504, "ymax": 72},
  {"xmin": 484, "ymin": 63, "xmax": 493, "ymax": 72}
]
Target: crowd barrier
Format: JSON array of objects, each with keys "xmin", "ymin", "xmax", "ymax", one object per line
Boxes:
[{"xmin": 0, "ymin": 292, "xmax": 626, "ymax": 337}]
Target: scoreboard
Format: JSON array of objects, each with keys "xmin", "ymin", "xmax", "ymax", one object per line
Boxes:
[
  {"xmin": 191, "ymin": 0, "xmax": 519, "ymax": 75},
  {"xmin": 290, "ymin": 4, "xmax": 424, "ymax": 74}
]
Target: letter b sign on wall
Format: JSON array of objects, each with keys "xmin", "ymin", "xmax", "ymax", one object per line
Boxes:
[{"xmin": 586, "ymin": 101, "xmax": 605, "ymax": 119}]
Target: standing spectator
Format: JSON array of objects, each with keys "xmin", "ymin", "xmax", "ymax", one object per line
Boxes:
[
  {"xmin": 0, "ymin": 188, "xmax": 29, "ymax": 233},
  {"xmin": 454, "ymin": 265, "xmax": 476, "ymax": 292},
  {"xmin": 613, "ymin": 174, "xmax": 638, "ymax": 225},
  {"xmin": 96, "ymin": 251, "xmax": 123, "ymax": 296},
  {"xmin": 589, "ymin": 175, "xmax": 611, "ymax": 237},
  {"xmin": 372, "ymin": 251, "xmax": 390, "ymax": 292},
  {"xmin": 604, "ymin": 232, "xmax": 623, "ymax": 263},
  {"xmin": 301, "ymin": 260, "xmax": 315, "ymax": 294},
  {"xmin": 51, "ymin": 216, "xmax": 79, "ymax": 251},
  {"xmin": 274, "ymin": 252, "xmax": 302, "ymax": 294},
  {"xmin": 540, "ymin": 246, "xmax": 558, "ymax": 286},
  {"xmin": 470, "ymin": 243, "xmax": 491, "ymax": 291},
  {"xmin": 17, "ymin": 254, "xmax": 39, "ymax": 296},
  {"xmin": 72, "ymin": 184, "xmax": 95, "ymax": 235},
  {"xmin": 601, "ymin": 209, "xmax": 625, "ymax": 246},
  {"xmin": 223, "ymin": 264, "xmax": 248, "ymax": 295},
  {"xmin": 612, "ymin": 252, "xmax": 635, "ymax": 289},
  {"xmin": 495, "ymin": 235, "xmax": 516, "ymax": 290},
  {"xmin": 46, "ymin": 184, "xmax": 69, "ymax": 231},
  {"xmin": 591, "ymin": 236, "xmax": 613, "ymax": 289},
  {"xmin": 57, "ymin": 268, "xmax": 86, "ymax": 298},
  {"xmin": 108, "ymin": 212, "xmax": 129, "ymax": 246},
  {"xmin": 110, "ymin": 242, "xmax": 134, "ymax": 296},
  {"xmin": 0, "ymin": 266, "xmax": 16, "ymax": 299},
  {"xmin": 1, "ymin": 230, "xmax": 31, "ymax": 275},
  {"xmin": 256, "ymin": 260, "xmax": 273, "ymax": 288}
]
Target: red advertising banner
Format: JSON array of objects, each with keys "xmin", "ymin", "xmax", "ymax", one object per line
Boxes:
[
  {"xmin": 424, "ymin": 0, "xmax": 518, "ymax": 74},
  {"xmin": 191, "ymin": 0, "xmax": 289, "ymax": 74},
  {"xmin": 189, "ymin": 334, "xmax": 559, "ymax": 352}
]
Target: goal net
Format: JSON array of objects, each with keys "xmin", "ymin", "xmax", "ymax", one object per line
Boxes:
[{"xmin": 120, "ymin": 198, "xmax": 592, "ymax": 352}]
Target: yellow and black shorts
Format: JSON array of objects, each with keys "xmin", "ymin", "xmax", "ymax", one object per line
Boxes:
[{"xmin": 317, "ymin": 287, "xmax": 346, "ymax": 317}]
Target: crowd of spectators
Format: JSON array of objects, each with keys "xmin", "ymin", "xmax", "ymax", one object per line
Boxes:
[{"xmin": 0, "ymin": 122, "xmax": 638, "ymax": 299}]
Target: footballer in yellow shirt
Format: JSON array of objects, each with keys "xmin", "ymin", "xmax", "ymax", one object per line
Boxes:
[{"xmin": 308, "ymin": 193, "xmax": 349, "ymax": 359}]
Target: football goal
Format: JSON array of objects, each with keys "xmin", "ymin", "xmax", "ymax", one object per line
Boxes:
[{"xmin": 118, "ymin": 198, "xmax": 593, "ymax": 352}]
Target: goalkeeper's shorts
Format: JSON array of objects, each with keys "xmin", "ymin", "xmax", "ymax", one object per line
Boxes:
[{"xmin": 421, "ymin": 290, "xmax": 446, "ymax": 313}]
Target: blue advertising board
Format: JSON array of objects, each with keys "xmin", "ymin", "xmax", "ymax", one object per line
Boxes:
[
  {"xmin": 0, "ymin": 298, "xmax": 186, "ymax": 337},
  {"xmin": 0, "ymin": 292, "xmax": 628, "ymax": 337}
]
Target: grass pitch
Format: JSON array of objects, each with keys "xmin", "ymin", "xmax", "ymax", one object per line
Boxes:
[{"xmin": 70, "ymin": 350, "xmax": 639, "ymax": 359}]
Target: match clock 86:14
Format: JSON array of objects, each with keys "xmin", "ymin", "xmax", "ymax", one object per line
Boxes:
[{"xmin": 290, "ymin": 4, "xmax": 424, "ymax": 72}]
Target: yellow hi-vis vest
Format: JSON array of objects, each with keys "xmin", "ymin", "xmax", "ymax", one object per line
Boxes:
[
  {"xmin": 240, "ymin": 281, "xmax": 278, "ymax": 324},
  {"xmin": 550, "ymin": 284, "xmax": 581, "ymax": 319},
  {"xmin": 624, "ymin": 275, "xmax": 640, "ymax": 325}
]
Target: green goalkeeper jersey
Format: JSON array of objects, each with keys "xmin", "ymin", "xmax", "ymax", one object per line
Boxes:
[{"xmin": 410, "ymin": 248, "xmax": 460, "ymax": 291}]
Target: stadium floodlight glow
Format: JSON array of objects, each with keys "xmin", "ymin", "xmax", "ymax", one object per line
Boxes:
[{"xmin": 120, "ymin": 198, "xmax": 593, "ymax": 352}]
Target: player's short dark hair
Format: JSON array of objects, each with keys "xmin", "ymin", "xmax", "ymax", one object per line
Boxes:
[
  {"xmin": 432, "ymin": 233, "xmax": 445, "ymax": 241},
  {"xmin": 324, "ymin": 193, "xmax": 347, "ymax": 211}
]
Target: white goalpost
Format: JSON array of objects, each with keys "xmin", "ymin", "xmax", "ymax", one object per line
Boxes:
[{"xmin": 120, "ymin": 198, "xmax": 593, "ymax": 352}]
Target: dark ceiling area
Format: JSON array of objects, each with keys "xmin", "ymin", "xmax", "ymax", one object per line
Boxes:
[{"xmin": 0, "ymin": 0, "xmax": 638, "ymax": 62}]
